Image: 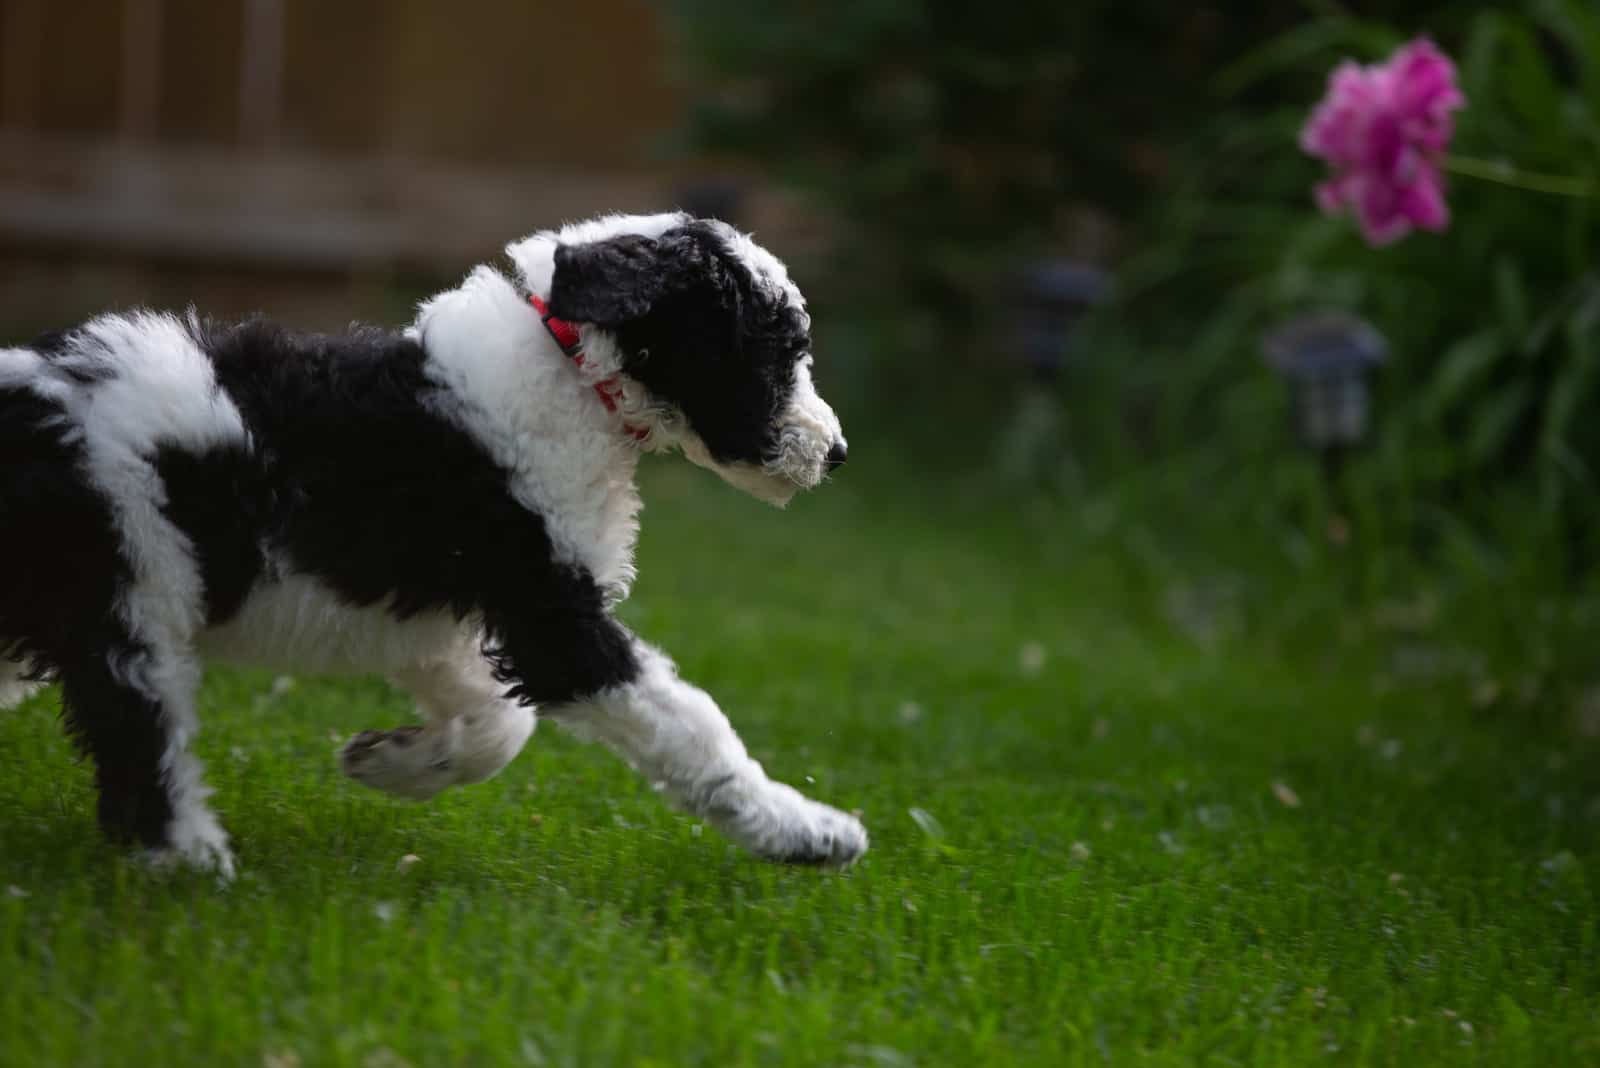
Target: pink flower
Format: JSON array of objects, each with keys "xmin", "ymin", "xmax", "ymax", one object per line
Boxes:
[{"xmin": 1301, "ymin": 38, "xmax": 1467, "ymax": 246}]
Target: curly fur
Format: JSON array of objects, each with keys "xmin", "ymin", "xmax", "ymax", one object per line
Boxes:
[{"xmin": 0, "ymin": 213, "xmax": 863, "ymax": 877}]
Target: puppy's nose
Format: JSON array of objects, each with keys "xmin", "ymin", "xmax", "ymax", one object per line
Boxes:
[{"xmin": 825, "ymin": 440, "xmax": 849, "ymax": 469}]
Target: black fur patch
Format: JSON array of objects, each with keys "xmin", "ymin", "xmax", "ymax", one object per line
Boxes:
[
  {"xmin": 196, "ymin": 317, "xmax": 639, "ymax": 701},
  {"xmin": 30, "ymin": 326, "xmax": 115, "ymax": 384},
  {"xmin": 0, "ymin": 386, "xmax": 125, "ymax": 680},
  {"xmin": 27, "ymin": 328, "xmax": 73, "ymax": 357},
  {"xmin": 153, "ymin": 445, "xmax": 267, "ymax": 625},
  {"xmin": 58, "ymin": 644, "xmax": 176, "ymax": 848},
  {"xmin": 550, "ymin": 222, "xmax": 809, "ymax": 467},
  {"xmin": 0, "ymin": 384, "xmax": 174, "ymax": 847},
  {"xmin": 549, "ymin": 234, "xmax": 673, "ymax": 326}
]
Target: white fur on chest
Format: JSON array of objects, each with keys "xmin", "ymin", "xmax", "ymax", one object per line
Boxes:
[{"xmin": 413, "ymin": 268, "xmax": 643, "ymax": 605}]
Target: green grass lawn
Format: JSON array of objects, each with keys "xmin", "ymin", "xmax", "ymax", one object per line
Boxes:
[{"xmin": 1, "ymin": 456, "xmax": 1597, "ymax": 1066}]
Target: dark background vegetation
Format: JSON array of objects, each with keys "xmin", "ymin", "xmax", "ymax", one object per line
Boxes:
[
  {"xmin": 670, "ymin": 0, "xmax": 1600, "ymax": 534},
  {"xmin": 668, "ymin": 0, "xmax": 1600, "ymax": 676},
  {"xmin": 3, "ymin": 0, "xmax": 1599, "ymax": 681}
]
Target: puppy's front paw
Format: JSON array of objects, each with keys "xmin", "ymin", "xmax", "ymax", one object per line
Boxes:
[
  {"xmin": 708, "ymin": 779, "xmax": 869, "ymax": 869},
  {"xmin": 779, "ymin": 797, "xmax": 869, "ymax": 868},
  {"xmin": 340, "ymin": 726, "xmax": 455, "ymax": 800}
]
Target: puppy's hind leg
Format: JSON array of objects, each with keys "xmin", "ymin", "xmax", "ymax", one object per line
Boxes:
[
  {"xmin": 340, "ymin": 644, "xmax": 535, "ymax": 800},
  {"xmin": 58, "ymin": 639, "xmax": 233, "ymax": 878}
]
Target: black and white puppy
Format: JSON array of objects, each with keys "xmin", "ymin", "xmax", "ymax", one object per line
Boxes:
[{"xmin": 0, "ymin": 212, "xmax": 866, "ymax": 878}]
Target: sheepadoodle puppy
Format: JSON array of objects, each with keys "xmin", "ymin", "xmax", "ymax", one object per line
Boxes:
[{"xmin": 0, "ymin": 212, "xmax": 867, "ymax": 878}]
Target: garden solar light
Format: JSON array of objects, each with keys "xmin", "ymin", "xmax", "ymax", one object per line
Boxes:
[
  {"xmin": 1014, "ymin": 259, "xmax": 1109, "ymax": 379},
  {"xmin": 1263, "ymin": 311, "xmax": 1388, "ymax": 453}
]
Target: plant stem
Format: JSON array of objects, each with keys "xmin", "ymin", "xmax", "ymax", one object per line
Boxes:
[{"xmin": 1443, "ymin": 155, "xmax": 1600, "ymax": 199}]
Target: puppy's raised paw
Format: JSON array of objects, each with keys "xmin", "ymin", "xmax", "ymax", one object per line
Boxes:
[
  {"xmin": 710, "ymin": 779, "xmax": 869, "ymax": 869},
  {"xmin": 779, "ymin": 800, "xmax": 869, "ymax": 869}
]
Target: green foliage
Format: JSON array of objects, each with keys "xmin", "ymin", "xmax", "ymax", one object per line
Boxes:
[
  {"xmin": 666, "ymin": 0, "xmax": 1298, "ymax": 338},
  {"xmin": 670, "ymin": 0, "xmax": 1600, "ymax": 573},
  {"xmin": 1075, "ymin": 0, "xmax": 1600, "ymax": 566}
]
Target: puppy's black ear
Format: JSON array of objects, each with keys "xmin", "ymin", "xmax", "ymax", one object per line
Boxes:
[
  {"xmin": 548, "ymin": 234, "xmax": 672, "ymax": 326},
  {"xmin": 548, "ymin": 226, "xmax": 732, "ymax": 327}
]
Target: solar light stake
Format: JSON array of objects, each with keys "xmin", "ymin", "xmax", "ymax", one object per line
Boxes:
[
  {"xmin": 1014, "ymin": 259, "xmax": 1109, "ymax": 381},
  {"xmin": 994, "ymin": 259, "xmax": 1109, "ymax": 486},
  {"xmin": 1263, "ymin": 312, "xmax": 1388, "ymax": 541}
]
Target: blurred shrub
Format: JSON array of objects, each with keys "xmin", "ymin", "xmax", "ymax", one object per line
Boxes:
[
  {"xmin": 1085, "ymin": 0, "xmax": 1600, "ymax": 568},
  {"xmin": 669, "ymin": 0, "xmax": 1600, "ymax": 575},
  {"xmin": 665, "ymin": 0, "xmax": 1296, "ymax": 350}
]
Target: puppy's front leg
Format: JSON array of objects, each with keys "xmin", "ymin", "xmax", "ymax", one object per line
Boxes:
[{"xmin": 547, "ymin": 639, "xmax": 869, "ymax": 867}]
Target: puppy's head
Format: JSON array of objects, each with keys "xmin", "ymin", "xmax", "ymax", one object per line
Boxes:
[{"xmin": 523, "ymin": 214, "xmax": 846, "ymax": 506}]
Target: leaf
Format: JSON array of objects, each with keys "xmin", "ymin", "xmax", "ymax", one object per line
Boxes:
[
  {"xmin": 1213, "ymin": 17, "xmax": 1397, "ymax": 98},
  {"xmin": 1495, "ymin": 260, "xmax": 1531, "ymax": 344},
  {"xmin": 908, "ymin": 807, "xmax": 961, "ymax": 856},
  {"xmin": 1466, "ymin": 383, "xmax": 1535, "ymax": 467},
  {"xmin": 1539, "ymin": 316, "xmax": 1599, "ymax": 510},
  {"xmin": 1460, "ymin": 11, "xmax": 1507, "ymax": 97},
  {"xmin": 1498, "ymin": 22, "xmax": 1570, "ymax": 139},
  {"xmin": 1540, "ymin": 438, "xmax": 1590, "ymax": 514},
  {"xmin": 1419, "ymin": 331, "xmax": 1504, "ymax": 425},
  {"xmin": 1533, "ymin": 0, "xmax": 1600, "ymax": 116},
  {"xmin": 1522, "ymin": 274, "xmax": 1600, "ymax": 357},
  {"xmin": 1541, "ymin": 318, "xmax": 1597, "ymax": 455}
]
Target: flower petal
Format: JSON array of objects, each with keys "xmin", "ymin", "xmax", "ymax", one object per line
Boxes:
[
  {"xmin": 1355, "ymin": 176, "xmax": 1413, "ymax": 246},
  {"xmin": 1399, "ymin": 168, "xmax": 1451, "ymax": 232},
  {"xmin": 1302, "ymin": 37, "xmax": 1464, "ymax": 245}
]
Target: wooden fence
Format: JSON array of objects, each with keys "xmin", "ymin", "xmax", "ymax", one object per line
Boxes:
[{"xmin": 0, "ymin": 0, "xmax": 687, "ymax": 272}]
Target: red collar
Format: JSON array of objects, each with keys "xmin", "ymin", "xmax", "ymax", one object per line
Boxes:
[{"xmin": 528, "ymin": 293, "xmax": 647, "ymax": 442}]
